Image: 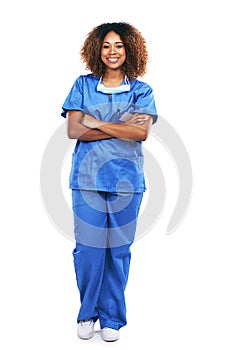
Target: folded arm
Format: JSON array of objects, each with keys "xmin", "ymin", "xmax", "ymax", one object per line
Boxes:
[
  {"xmin": 81, "ymin": 113, "xmax": 152, "ymax": 141},
  {"xmin": 67, "ymin": 111, "xmax": 112, "ymax": 141},
  {"xmin": 67, "ymin": 110, "xmax": 153, "ymax": 141}
]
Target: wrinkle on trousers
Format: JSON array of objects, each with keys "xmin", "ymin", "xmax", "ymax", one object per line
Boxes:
[{"xmin": 72, "ymin": 190, "xmax": 143, "ymax": 330}]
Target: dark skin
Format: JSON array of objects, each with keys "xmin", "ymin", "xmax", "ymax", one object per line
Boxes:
[
  {"xmin": 67, "ymin": 110, "xmax": 153, "ymax": 141},
  {"xmin": 67, "ymin": 31, "xmax": 153, "ymax": 142}
]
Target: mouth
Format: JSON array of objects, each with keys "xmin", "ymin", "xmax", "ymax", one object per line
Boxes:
[{"xmin": 106, "ymin": 57, "xmax": 120, "ymax": 63}]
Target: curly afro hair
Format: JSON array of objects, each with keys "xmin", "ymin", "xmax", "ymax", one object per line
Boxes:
[{"xmin": 80, "ymin": 22, "xmax": 148, "ymax": 80}]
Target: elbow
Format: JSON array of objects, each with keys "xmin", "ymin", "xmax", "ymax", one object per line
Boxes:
[
  {"xmin": 67, "ymin": 127, "xmax": 77, "ymax": 139},
  {"xmin": 67, "ymin": 127, "xmax": 88, "ymax": 140},
  {"xmin": 140, "ymin": 129, "xmax": 149, "ymax": 141}
]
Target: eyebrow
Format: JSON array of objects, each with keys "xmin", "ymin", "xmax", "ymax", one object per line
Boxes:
[{"xmin": 103, "ymin": 41, "xmax": 123, "ymax": 44}]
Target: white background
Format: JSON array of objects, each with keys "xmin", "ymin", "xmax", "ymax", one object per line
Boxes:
[{"xmin": 1, "ymin": 0, "xmax": 233, "ymax": 349}]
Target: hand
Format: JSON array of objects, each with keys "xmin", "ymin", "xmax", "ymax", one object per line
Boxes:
[
  {"xmin": 81, "ymin": 114, "xmax": 101, "ymax": 129},
  {"xmin": 125, "ymin": 113, "xmax": 150, "ymax": 125}
]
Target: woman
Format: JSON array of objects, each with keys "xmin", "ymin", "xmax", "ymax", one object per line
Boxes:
[{"xmin": 61, "ymin": 22, "xmax": 157, "ymax": 342}]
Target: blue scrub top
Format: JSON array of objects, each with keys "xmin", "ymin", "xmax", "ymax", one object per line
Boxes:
[{"xmin": 61, "ymin": 74, "xmax": 157, "ymax": 193}]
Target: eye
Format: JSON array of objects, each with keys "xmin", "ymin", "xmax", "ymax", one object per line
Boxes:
[
  {"xmin": 116, "ymin": 45, "xmax": 123, "ymax": 49},
  {"xmin": 102, "ymin": 44, "xmax": 110, "ymax": 49}
]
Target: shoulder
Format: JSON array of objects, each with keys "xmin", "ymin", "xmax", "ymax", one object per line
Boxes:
[
  {"xmin": 73, "ymin": 74, "xmax": 99, "ymax": 90},
  {"xmin": 130, "ymin": 78, "xmax": 154, "ymax": 95},
  {"xmin": 75, "ymin": 73, "xmax": 99, "ymax": 84}
]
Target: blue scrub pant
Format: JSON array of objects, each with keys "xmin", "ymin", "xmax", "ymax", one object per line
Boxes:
[{"xmin": 72, "ymin": 190, "xmax": 143, "ymax": 330}]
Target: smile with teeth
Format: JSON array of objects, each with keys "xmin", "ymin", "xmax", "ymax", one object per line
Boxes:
[{"xmin": 107, "ymin": 57, "xmax": 120, "ymax": 63}]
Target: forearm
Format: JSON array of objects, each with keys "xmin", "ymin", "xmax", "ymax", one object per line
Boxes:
[
  {"xmin": 96, "ymin": 122, "xmax": 147, "ymax": 141},
  {"xmin": 69, "ymin": 126, "xmax": 112, "ymax": 141},
  {"xmin": 67, "ymin": 110, "xmax": 112, "ymax": 141},
  {"xmin": 80, "ymin": 130, "xmax": 113, "ymax": 141},
  {"xmin": 81, "ymin": 113, "xmax": 152, "ymax": 141}
]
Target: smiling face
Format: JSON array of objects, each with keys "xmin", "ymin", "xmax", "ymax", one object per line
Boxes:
[{"xmin": 101, "ymin": 31, "xmax": 126, "ymax": 72}]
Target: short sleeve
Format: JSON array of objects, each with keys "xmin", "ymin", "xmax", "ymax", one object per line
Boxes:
[
  {"xmin": 61, "ymin": 76, "xmax": 84, "ymax": 118},
  {"xmin": 134, "ymin": 83, "xmax": 158, "ymax": 124}
]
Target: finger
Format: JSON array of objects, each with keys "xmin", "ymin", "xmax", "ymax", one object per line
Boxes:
[{"xmin": 136, "ymin": 118, "xmax": 149, "ymax": 123}]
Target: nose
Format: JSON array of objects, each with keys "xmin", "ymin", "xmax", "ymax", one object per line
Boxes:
[{"xmin": 109, "ymin": 45, "xmax": 116, "ymax": 54}]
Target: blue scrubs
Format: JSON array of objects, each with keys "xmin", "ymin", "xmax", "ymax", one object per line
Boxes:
[{"xmin": 61, "ymin": 74, "xmax": 157, "ymax": 329}]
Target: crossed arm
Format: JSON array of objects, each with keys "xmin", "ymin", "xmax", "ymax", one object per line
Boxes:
[{"xmin": 67, "ymin": 110, "xmax": 153, "ymax": 141}]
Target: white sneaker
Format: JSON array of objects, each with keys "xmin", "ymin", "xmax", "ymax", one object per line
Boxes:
[
  {"xmin": 101, "ymin": 328, "xmax": 120, "ymax": 342},
  {"xmin": 77, "ymin": 319, "xmax": 94, "ymax": 340}
]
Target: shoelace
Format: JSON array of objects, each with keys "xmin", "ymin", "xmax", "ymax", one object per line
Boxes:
[{"xmin": 79, "ymin": 319, "xmax": 93, "ymax": 326}]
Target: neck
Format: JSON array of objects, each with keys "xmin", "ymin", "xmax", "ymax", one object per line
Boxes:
[{"xmin": 102, "ymin": 70, "xmax": 124, "ymax": 87}]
